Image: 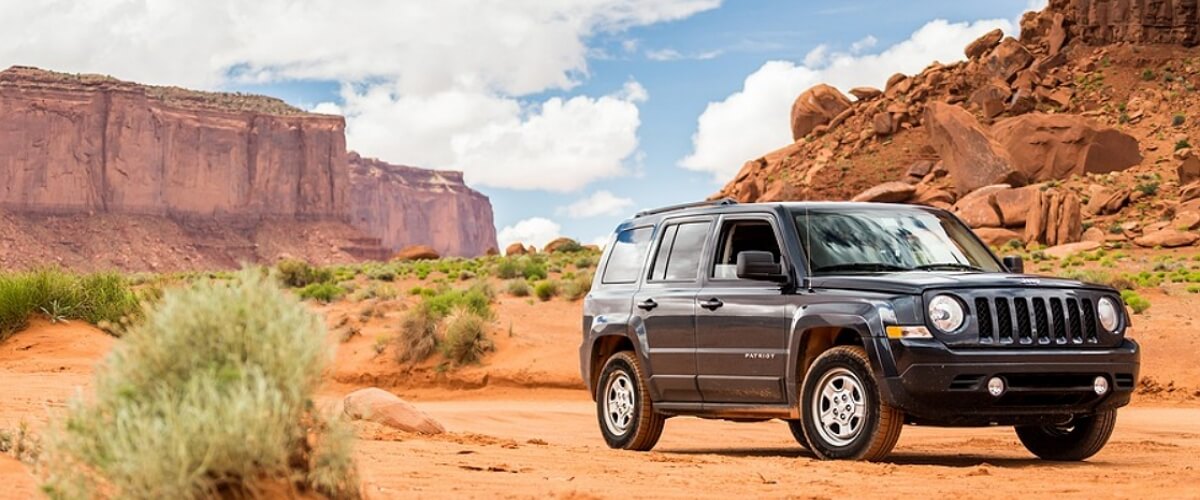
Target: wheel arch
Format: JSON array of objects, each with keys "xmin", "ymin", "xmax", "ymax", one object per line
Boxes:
[{"xmin": 586, "ymin": 334, "xmax": 638, "ymax": 400}]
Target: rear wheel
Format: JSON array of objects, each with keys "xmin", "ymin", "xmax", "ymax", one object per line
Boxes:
[
  {"xmin": 1015, "ymin": 410, "xmax": 1117, "ymax": 461},
  {"xmin": 786, "ymin": 420, "xmax": 810, "ymax": 450},
  {"xmin": 800, "ymin": 346, "xmax": 903, "ymax": 461},
  {"xmin": 596, "ymin": 351, "xmax": 664, "ymax": 451}
]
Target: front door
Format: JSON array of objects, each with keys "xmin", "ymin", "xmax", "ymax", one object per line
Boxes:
[
  {"xmin": 695, "ymin": 215, "xmax": 790, "ymax": 404},
  {"xmin": 634, "ymin": 217, "xmax": 712, "ymax": 403}
]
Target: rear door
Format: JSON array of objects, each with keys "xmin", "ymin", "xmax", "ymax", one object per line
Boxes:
[
  {"xmin": 633, "ymin": 216, "xmax": 713, "ymax": 403},
  {"xmin": 694, "ymin": 214, "xmax": 791, "ymax": 404}
]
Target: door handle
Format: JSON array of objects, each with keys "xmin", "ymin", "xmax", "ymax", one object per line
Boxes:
[
  {"xmin": 637, "ymin": 298, "xmax": 658, "ymax": 311},
  {"xmin": 700, "ymin": 298, "xmax": 724, "ymax": 311}
]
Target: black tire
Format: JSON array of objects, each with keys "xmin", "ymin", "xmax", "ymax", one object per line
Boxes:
[
  {"xmin": 596, "ymin": 351, "xmax": 665, "ymax": 451},
  {"xmin": 800, "ymin": 346, "xmax": 903, "ymax": 461},
  {"xmin": 786, "ymin": 420, "xmax": 810, "ymax": 450},
  {"xmin": 1015, "ymin": 410, "xmax": 1117, "ymax": 461}
]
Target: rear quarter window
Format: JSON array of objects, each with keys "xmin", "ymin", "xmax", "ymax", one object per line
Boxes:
[{"xmin": 600, "ymin": 226, "xmax": 654, "ymax": 284}]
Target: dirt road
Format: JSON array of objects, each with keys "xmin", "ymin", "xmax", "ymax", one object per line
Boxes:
[{"xmin": 356, "ymin": 390, "xmax": 1200, "ymax": 499}]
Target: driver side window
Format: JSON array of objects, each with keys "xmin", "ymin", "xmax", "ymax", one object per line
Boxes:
[{"xmin": 711, "ymin": 219, "xmax": 782, "ymax": 279}]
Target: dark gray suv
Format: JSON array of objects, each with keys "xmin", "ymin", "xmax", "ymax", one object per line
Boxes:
[{"xmin": 579, "ymin": 199, "xmax": 1139, "ymax": 461}]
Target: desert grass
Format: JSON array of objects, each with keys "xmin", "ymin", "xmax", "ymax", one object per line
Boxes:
[
  {"xmin": 0, "ymin": 268, "xmax": 143, "ymax": 341},
  {"xmin": 40, "ymin": 268, "xmax": 359, "ymax": 499}
]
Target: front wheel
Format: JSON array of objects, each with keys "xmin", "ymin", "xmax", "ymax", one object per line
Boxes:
[
  {"xmin": 800, "ymin": 346, "xmax": 903, "ymax": 461},
  {"xmin": 596, "ymin": 351, "xmax": 665, "ymax": 451},
  {"xmin": 1015, "ymin": 410, "xmax": 1117, "ymax": 461}
]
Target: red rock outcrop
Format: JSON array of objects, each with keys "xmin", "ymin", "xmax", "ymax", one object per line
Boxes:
[
  {"xmin": 0, "ymin": 66, "xmax": 347, "ymax": 218},
  {"xmin": 991, "ymin": 113, "xmax": 1142, "ymax": 182},
  {"xmin": 1025, "ymin": 0, "xmax": 1200, "ymax": 47},
  {"xmin": 790, "ymin": 84, "xmax": 852, "ymax": 140},
  {"xmin": 924, "ymin": 103, "xmax": 1026, "ymax": 194},
  {"xmin": 349, "ymin": 153, "xmax": 497, "ymax": 257}
]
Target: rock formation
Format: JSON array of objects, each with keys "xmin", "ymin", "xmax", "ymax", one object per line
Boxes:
[
  {"xmin": 790, "ymin": 84, "xmax": 852, "ymax": 141},
  {"xmin": 991, "ymin": 113, "xmax": 1142, "ymax": 181},
  {"xmin": 348, "ymin": 153, "xmax": 497, "ymax": 257},
  {"xmin": 1026, "ymin": 0, "xmax": 1200, "ymax": 47},
  {"xmin": 0, "ymin": 66, "xmax": 499, "ymax": 270}
]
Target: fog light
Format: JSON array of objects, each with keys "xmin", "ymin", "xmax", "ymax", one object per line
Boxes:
[
  {"xmin": 1094, "ymin": 376, "xmax": 1110, "ymax": 396},
  {"xmin": 987, "ymin": 377, "xmax": 1005, "ymax": 397}
]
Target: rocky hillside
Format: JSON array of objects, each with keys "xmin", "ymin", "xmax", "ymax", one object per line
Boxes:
[
  {"xmin": 0, "ymin": 66, "xmax": 497, "ymax": 270},
  {"xmin": 718, "ymin": 1, "xmax": 1200, "ymax": 251},
  {"xmin": 349, "ymin": 153, "xmax": 498, "ymax": 257}
]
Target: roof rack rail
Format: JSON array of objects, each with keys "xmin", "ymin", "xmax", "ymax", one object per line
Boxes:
[{"xmin": 634, "ymin": 197, "xmax": 738, "ymax": 218}]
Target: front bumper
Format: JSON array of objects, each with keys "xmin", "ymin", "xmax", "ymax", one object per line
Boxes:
[{"xmin": 869, "ymin": 337, "xmax": 1140, "ymax": 426}]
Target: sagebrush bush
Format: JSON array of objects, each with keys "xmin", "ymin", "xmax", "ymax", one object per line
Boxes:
[
  {"xmin": 506, "ymin": 279, "xmax": 531, "ymax": 297},
  {"xmin": 522, "ymin": 260, "xmax": 548, "ymax": 281},
  {"xmin": 534, "ymin": 281, "xmax": 559, "ymax": 302},
  {"xmin": 495, "ymin": 259, "xmax": 521, "ymax": 279},
  {"xmin": 276, "ymin": 259, "xmax": 333, "ymax": 288},
  {"xmin": 0, "ymin": 269, "xmax": 142, "ymax": 341},
  {"xmin": 1121, "ymin": 290, "xmax": 1151, "ymax": 314},
  {"xmin": 298, "ymin": 282, "xmax": 345, "ymax": 303},
  {"xmin": 561, "ymin": 271, "xmax": 593, "ymax": 301},
  {"xmin": 439, "ymin": 308, "xmax": 493, "ymax": 365},
  {"xmin": 41, "ymin": 269, "xmax": 359, "ymax": 499},
  {"xmin": 395, "ymin": 303, "xmax": 439, "ymax": 364}
]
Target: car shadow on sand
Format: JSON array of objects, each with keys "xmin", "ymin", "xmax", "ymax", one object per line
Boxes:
[{"xmin": 658, "ymin": 447, "xmax": 1101, "ymax": 468}]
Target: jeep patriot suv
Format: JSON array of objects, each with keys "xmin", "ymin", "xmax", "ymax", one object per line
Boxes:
[{"xmin": 579, "ymin": 199, "xmax": 1139, "ymax": 461}]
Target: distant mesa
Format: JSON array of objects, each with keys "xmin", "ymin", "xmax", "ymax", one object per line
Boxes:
[{"xmin": 0, "ymin": 66, "xmax": 497, "ymax": 271}]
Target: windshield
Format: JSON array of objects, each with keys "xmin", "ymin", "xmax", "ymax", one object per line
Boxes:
[{"xmin": 792, "ymin": 208, "xmax": 1003, "ymax": 275}]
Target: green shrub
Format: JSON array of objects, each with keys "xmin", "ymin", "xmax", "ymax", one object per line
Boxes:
[
  {"xmin": 495, "ymin": 259, "xmax": 522, "ymax": 279},
  {"xmin": 297, "ymin": 282, "xmax": 345, "ymax": 303},
  {"xmin": 439, "ymin": 308, "xmax": 493, "ymax": 365},
  {"xmin": 522, "ymin": 260, "xmax": 548, "ymax": 281},
  {"xmin": 395, "ymin": 303, "xmax": 438, "ymax": 364},
  {"xmin": 1120, "ymin": 290, "xmax": 1151, "ymax": 314},
  {"xmin": 561, "ymin": 271, "xmax": 594, "ymax": 301},
  {"xmin": 1187, "ymin": 285, "xmax": 1200, "ymax": 294},
  {"xmin": 0, "ymin": 269, "xmax": 142, "ymax": 341},
  {"xmin": 1175, "ymin": 114, "xmax": 1187, "ymax": 127},
  {"xmin": 1136, "ymin": 181, "xmax": 1159, "ymax": 196},
  {"xmin": 506, "ymin": 279, "xmax": 531, "ymax": 297},
  {"xmin": 1142, "ymin": 68, "xmax": 1156, "ymax": 81},
  {"xmin": 534, "ymin": 281, "xmax": 559, "ymax": 302},
  {"xmin": 276, "ymin": 259, "xmax": 333, "ymax": 288},
  {"xmin": 366, "ymin": 266, "xmax": 396, "ymax": 282},
  {"xmin": 1176, "ymin": 138, "xmax": 1192, "ymax": 151},
  {"xmin": 1060, "ymin": 269, "xmax": 1113, "ymax": 287},
  {"xmin": 41, "ymin": 269, "xmax": 358, "ymax": 499},
  {"xmin": 574, "ymin": 256, "xmax": 596, "ymax": 269}
]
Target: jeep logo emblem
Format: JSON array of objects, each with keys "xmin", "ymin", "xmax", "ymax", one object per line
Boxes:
[{"xmin": 1021, "ymin": 278, "xmax": 1040, "ymax": 286}]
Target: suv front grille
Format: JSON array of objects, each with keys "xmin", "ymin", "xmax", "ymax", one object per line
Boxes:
[{"xmin": 973, "ymin": 295, "xmax": 1099, "ymax": 346}]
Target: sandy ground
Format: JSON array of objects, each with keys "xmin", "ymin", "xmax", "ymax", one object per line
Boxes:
[{"xmin": 1, "ymin": 288, "xmax": 1199, "ymax": 499}]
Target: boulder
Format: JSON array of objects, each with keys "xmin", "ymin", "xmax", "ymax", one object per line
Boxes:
[
  {"xmin": 993, "ymin": 185, "xmax": 1041, "ymax": 227},
  {"xmin": 975, "ymin": 228, "xmax": 1023, "ymax": 247},
  {"xmin": 1180, "ymin": 154, "xmax": 1200, "ymax": 185},
  {"xmin": 1044, "ymin": 241, "xmax": 1101, "ymax": 259},
  {"xmin": 911, "ymin": 184, "xmax": 955, "ymax": 206},
  {"xmin": 969, "ymin": 82, "xmax": 1010, "ymax": 119},
  {"xmin": 1134, "ymin": 229, "xmax": 1200, "ymax": 248},
  {"xmin": 965, "ymin": 29, "xmax": 1005, "ymax": 59},
  {"xmin": 872, "ymin": 112, "xmax": 895, "ymax": 136},
  {"xmin": 790, "ymin": 84, "xmax": 852, "ymax": 140},
  {"xmin": 924, "ymin": 102, "xmax": 1025, "ymax": 194},
  {"xmin": 952, "ymin": 185, "xmax": 1009, "ymax": 228},
  {"xmin": 984, "ymin": 37, "xmax": 1034, "ymax": 82},
  {"xmin": 1081, "ymin": 226, "xmax": 1107, "ymax": 243},
  {"xmin": 1025, "ymin": 190, "xmax": 1083, "ymax": 246},
  {"xmin": 991, "ymin": 113, "xmax": 1142, "ymax": 182},
  {"xmin": 1183, "ymin": 182, "xmax": 1200, "ymax": 202},
  {"xmin": 344, "ymin": 388, "xmax": 445, "ymax": 434},
  {"xmin": 849, "ymin": 87, "xmax": 883, "ymax": 101},
  {"xmin": 1173, "ymin": 210, "xmax": 1200, "ymax": 231},
  {"xmin": 393, "ymin": 245, "xmax": 440, "ymax": 261},
  {"xmin": 1083, "ymin": 186, "xmax": 1130, "ymax": 216},
  {"xmin": 505, "ymin": 242, "xmax": 529, "ymax": 256},
  {"xmin": 907, "ymin": 160, "xmax": 935, "ymax": 179},
  {"xmin": 485, "ymin": 247, "xmax": 499, "ymax": 256},
  {"xmin": 544, "ymin": 237, "xmax": 583, "ymax": 253},
  {"xmin": 851, "ymin": 182, "xmax": 917, "ymax": 203}
]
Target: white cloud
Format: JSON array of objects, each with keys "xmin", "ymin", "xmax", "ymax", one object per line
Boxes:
[
  {"xmin": 499, "ymin": 217, "xmax": 563, "ymax": 251},
  {"xmin": 803, "ymin": 44, "xmax": 829, "ymax": 67},
  {"xmin": 680, "ymin": 18, "xmax": 1013, "ymax": 181},
  {"xmin": 850, "ymin": 35, "xmax": 878, "ymax": 54},
  {"xmin": 0, "ymin": 0, "xmax": 718, "ymax": 192},
  {"xmin": 646, "ymin": 48, "xmax": 684, "ymax": 61},
  {"xmin": 622, "ymin": 39, "xmax": 640, "ymax": 53},
  {"xmin": 559, "ymin": 190, "xmax": 636, "ymax": 218}
]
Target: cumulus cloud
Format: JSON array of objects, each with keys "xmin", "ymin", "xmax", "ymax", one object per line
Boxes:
[
  {"xmin": 0, "ymin": 0, "xmax": 718, "ymax": 192},
  {"xmin": 850, "ymin": 35, "xmax": 878, "ymax": 54},
  {"xmin": 499, "ymin": 217, "xmax": 563, "ymax": 251},
  {"xmin": 559, "ymin": 190, "xmax": 636, "ymax": 218},
  {"xmin": 647, "ymin": 48, "xmax": 684, "ymax": 61},
  {"xmin": 680, "ymin": 18, "xmax": 1013, "ymax": 181}
]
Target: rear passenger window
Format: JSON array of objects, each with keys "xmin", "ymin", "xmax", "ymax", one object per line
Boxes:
[
  {"xmin": 601, "ymin": 226, "xmax": 654, "ymax": 284},
  {"xmin": 648, "ymin": 221, "xmax": 711, "ymax": 282}
]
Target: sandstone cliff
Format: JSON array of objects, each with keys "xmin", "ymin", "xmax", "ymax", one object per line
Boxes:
[{"xmin": 349, "ymin": 153, "xmax": 497, "ymax": 257}]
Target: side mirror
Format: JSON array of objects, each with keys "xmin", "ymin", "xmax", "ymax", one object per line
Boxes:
[
  {"xmin": 737, "ymin": 251, "xmax": 788, "ymax": 282},
  {"xmin": 1003, "ymin": 255, "xmax": 1024, "ymax": 274}
]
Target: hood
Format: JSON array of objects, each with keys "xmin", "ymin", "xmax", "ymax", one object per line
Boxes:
[{"xmin": 808, "ymin": 272, "xmax": 1108, "ymax": 295}]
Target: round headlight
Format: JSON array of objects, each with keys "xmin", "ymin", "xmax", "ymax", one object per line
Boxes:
[
  {"xmin": 928, "ymin": 295, "xmax": 965, "ymax": 333},
  {"xmin": 1097, "ymin": 297, "xmax": 1120, "ymax": 333}
]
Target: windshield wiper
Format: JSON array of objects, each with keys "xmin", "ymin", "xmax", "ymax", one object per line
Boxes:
[
  {"xmin": 813, "ymin": 263, "xmax": 912, "ymax": 274},
  {"xmin": 913, "ymin": 263, "xmax": 985, "ymax": 272}
]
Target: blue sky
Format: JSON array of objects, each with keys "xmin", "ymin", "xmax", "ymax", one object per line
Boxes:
[{"xmin": 2, "ymin": 0, "xmax": 1043, "ymax": 250}]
